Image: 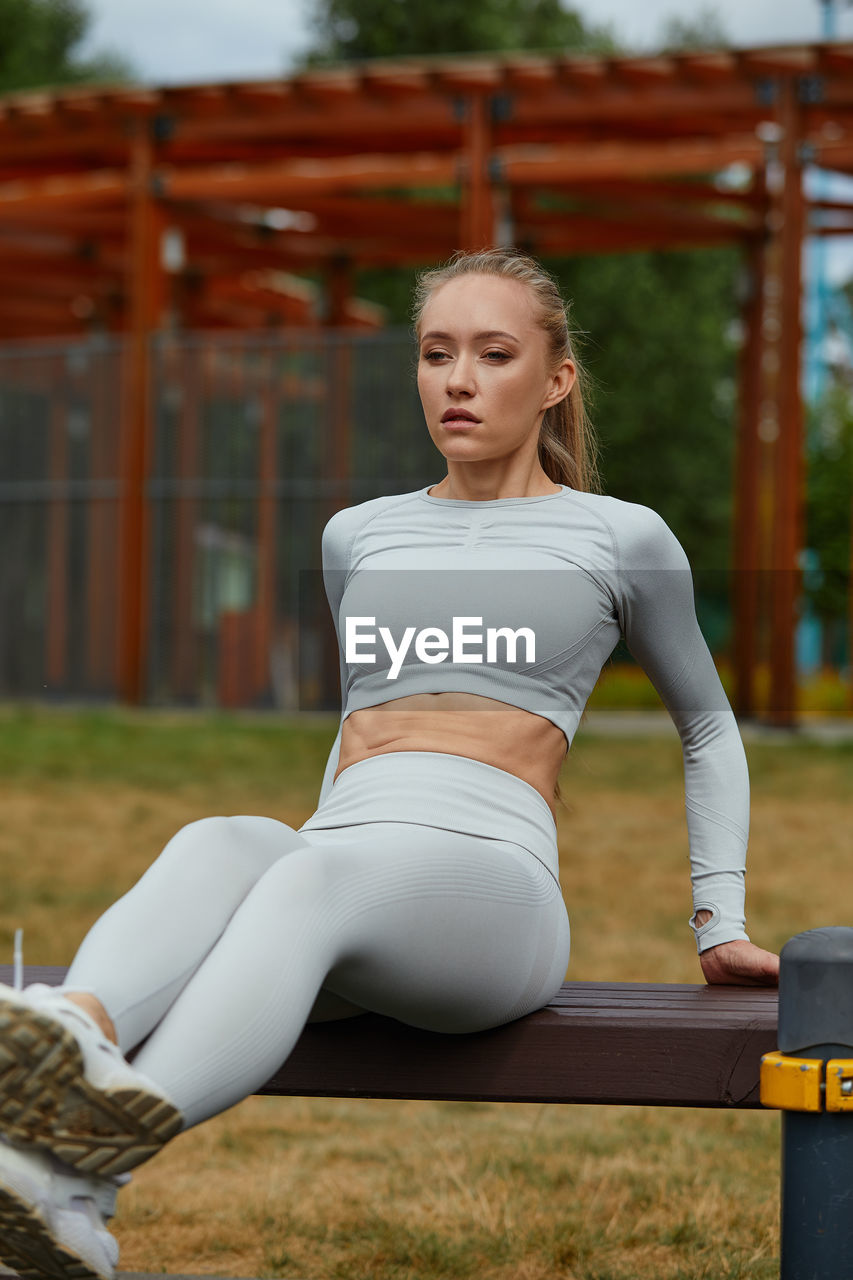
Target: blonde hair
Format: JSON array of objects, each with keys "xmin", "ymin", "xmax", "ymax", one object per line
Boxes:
[{"xmin": 412, "ymin": 247, "xmax": 601, "ymax": 494}]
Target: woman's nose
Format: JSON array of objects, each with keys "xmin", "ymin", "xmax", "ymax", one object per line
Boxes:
[{"xmin": 446, "ymin": 352, "xmax": 476, "ymax": 394}]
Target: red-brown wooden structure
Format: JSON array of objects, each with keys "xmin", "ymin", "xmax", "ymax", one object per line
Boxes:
[{"xmin": 1, "ymin": 41, "xmax": 852, "ymax": 720}]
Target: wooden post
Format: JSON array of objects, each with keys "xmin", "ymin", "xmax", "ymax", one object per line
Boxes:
[
  {"xmin": 118, "ymin": 119, "xmax": 164, "ymax": 704},
  {"xmin": 320, "ymin": 256, "xmax": 352, "ymax": 710},
  {"xmin": 732, "ymin": 236, "xmax": 766, "ymax": 720},
  {"xmin": 460, "ymin": 93, "xmax": 496, "ymax": 250},
  {"xmin": 767, "ymin": 78, "xmax": 806, "ymax": 727},
  {"xmin": 325, "ymin": 254, "xmax": 352, "ymax": 510}
]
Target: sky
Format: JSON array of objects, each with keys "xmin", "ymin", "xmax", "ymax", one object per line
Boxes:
[
  {"xmin": 76, "ymin": 0, "xmax": 853, "ymax": 84},
  {"xmin": 75, "ymin": 0, "xmax": 853, "ymax": 289}
]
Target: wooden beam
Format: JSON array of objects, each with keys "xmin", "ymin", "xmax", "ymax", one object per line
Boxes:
[
  {"xmin": 460, "ymin": 93, "xmax": 495, "ymax": 250},
  {"xmin": 436, "ymin": 64, "xmax": 503, "ymax": 93},
  {"xmin": 117, "ymin": 120, "xmax": 164, "ymax": 705},
  {"xmin": 0, "ymin": 127, "xmax": 130, "ymax": 165},
  {"xmin": 739, "ymin": 49, "xmax": 817, "ymax": 76},
  {"xmin": 732, "ymin": 235, "xmax": 766, "ymax": 720},
  {"xmin": 502, "ymin": 57, "xmax": 559, "ymax": 92},
  {"xmin": 767, "ymin": 78, "xmax": 806, "ymax": 728},
  {"xmin": 0, "ymin": 169, "xmax": 125, "ymax": 213},
  {"xmin": 152, "ymin": 134, "xmax": 767, "ymax": 211},
  {"xmin": 612, "ymin": 57, "xmax": 678, "ymax": 88},
  {"xmin": 677, "ymin": 52, "xmax": 739, "ymax": 84},
  {"xmin": 549, "ymin": 177, "xmax": 761, "ymax": 209},
  {"xmin": 515, "ymin": 217, "xmax": 747, "ymax": 256},
  {"xmin": 162, "ymin": 151, "xmax": 455, "ymax": 201},
  {"xmin": 500, "ymin": 134, "xmax": 764, "ymax": 185}
]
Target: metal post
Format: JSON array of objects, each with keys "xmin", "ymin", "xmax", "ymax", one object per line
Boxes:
[{"xmin": 777, "ymin": 928, "xmax": 853, "ymax": 1278}]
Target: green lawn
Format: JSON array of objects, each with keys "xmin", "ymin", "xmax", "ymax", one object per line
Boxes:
[{"xmin": 0, "ymin": 705, "xmax": 849, "ymax": 1278}]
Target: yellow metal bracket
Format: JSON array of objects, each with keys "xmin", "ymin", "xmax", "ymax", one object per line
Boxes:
[
  {"xmin": 760, "ymin": 1051, "xmax": 823, "ymax": 1112},
  {"xmin": 761, "ymin": 1052, "xmax": 853, "ymax": 1112}
]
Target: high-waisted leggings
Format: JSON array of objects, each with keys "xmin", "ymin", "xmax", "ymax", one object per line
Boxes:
[{"xmin": 61, "ymin": 751, "xmax": 571, "ymax": 1130}]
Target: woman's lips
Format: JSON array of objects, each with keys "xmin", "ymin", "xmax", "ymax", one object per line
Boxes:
[{"xmin": 441, "ymin": 413, "xmax": 480, "ymax": 428}]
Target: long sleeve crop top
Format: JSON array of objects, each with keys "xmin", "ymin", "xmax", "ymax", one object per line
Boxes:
[{"xmin": 314, "ymin": 482, "xmax": 751, "ymax": 954}]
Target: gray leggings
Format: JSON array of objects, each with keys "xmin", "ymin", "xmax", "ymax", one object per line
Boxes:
[{"xmin": 63, "ymin": 752, "xmax": 570, "ymax": 1130}]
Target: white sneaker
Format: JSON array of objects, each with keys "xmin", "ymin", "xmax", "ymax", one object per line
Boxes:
[
  {"xmin": 0, "ymin": 1135, "xmax": 122, "ymax": 1280},
  {"xmin": 0, "ymin": 983, "xmax": 183, "ymax": 1177}
]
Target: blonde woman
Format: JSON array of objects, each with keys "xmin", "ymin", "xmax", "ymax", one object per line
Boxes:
[{"xmin": 0, "ymin": 248, "xmax": 779, "ymax": 1280}]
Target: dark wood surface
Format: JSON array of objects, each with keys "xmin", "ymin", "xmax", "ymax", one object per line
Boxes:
[{"xmin": 0, "ymin": 967, "xmax": 778, "ymax": 1110}]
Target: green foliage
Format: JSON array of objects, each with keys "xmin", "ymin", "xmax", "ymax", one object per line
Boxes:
[
  {"xmin": 805, "ymin": 383, "xmax": 853, "ymax": 628},
  {"xmin": 301, "ymin": 0, "xmax": 616, "ymax": 65},
  {"xmin": 0, "ymin": 704, "xmax": 338, "ymax": 792},
  {"xmin": 0, "ymin": 0, "xmax": 135, "ymax": 94},
  {"xmin": 550, "ymin": 246, "xmax": 740, "ymax": 573}
]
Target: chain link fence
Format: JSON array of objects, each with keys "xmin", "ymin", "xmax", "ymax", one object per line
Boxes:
[{"xmin": 0, "ymin": 327, "xmax": 436, "ymax": 708}]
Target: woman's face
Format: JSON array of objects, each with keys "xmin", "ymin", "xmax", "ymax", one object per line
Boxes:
[{"xmin": 416, "ymin": 273, "xmax": 574, "ymax": 468}]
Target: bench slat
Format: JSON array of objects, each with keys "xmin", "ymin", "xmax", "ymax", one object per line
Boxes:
[{"xmin": 0, "ymin": 968, "xmax": 778, "ymax": 1109}]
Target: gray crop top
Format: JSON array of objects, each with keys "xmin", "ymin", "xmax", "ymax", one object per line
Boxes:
[{"xmin": 316, "ymin": 482, "xmax": 750, "ymax": 954}]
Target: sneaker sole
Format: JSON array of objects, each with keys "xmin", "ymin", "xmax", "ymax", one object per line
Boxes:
[
  {"xmin": 0, "ymin": 1003, "xmax": 182, "ymax": 1177},
  {"xmin": 0, "ymin": 1181, "xmax": 109, "ymax": 1280}
]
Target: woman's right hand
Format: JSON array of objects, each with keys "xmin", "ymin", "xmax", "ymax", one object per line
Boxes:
[{"xmin": 699, "ymin": 939, "xmax": 780, "ymax": 987}]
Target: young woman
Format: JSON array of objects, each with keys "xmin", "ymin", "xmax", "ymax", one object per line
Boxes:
[{"xmin": 0, "ymin": 248, "xmax": 779, "ymax": 1280}]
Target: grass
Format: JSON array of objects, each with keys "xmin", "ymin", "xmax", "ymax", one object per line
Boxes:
[
  {"xmin": 587, "ymin": 660, "xmax": 852, "ymax": 718},
  {"xmin": 0, "ymin": 704, "xmax": 850, "ymax": 1278}
]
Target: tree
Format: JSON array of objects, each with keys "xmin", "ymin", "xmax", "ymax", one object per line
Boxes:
[
  {"xmin": 549, "ymin": 246, "xmax": 740, "ymax": 577},
  {"xmin": 804, "ymin": 384, "xmax": 853, "ymax": 664},
  {"xmin": 0, "ymin": 0, "xmax": 135, "ymax": 95},
  {"xmin": 303, "ymin": 0, "xmax": 616, "ymax": 65}
]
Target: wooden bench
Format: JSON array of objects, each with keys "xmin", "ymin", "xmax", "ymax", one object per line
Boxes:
[{"xmin": 0, "ymin": 966, "xmax": 778, "ymax": 1109}]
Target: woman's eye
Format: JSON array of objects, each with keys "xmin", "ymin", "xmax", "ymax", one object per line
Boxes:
[
  {"xmin": 484, "ymin": 351, "xmax": 511, "ymax": 362},
  {"xmin": 423, "ymin": 350, "xmax": 449, "ymax": 363}
]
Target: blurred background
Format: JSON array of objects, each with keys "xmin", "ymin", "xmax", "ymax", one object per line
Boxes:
[
  {"xmin": 0, "ymin": 0, "xmax": 851, "ymax": 724},
  {"xmin": 2, "ymin": 8, "xmax": 852, "ymax": 1276}
]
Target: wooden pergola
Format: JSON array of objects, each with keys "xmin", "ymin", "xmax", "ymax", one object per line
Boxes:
[{"xmin": 1, "ymin": 41, "xmax": 852, "ymax": 719}]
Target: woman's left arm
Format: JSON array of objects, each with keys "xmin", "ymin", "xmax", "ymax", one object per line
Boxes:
[{"xmin": 613, "ymin": 502, "xmax": 779, "ymax": 986}]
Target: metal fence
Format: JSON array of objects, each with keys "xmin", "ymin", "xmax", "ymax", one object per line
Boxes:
[
  {"xmin": 3, "ymin": 329, "xmax": 847, "ymax": 713},
  {"xmin": 0, "ymin": 328, "xmax": 436, "ymax": 708}
]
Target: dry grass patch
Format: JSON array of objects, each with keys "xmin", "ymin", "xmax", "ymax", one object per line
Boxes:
[
  {"xmin": 117, "ymin": 1096, "xmax": 780, "ymax": 1279},
  {"xmin": 1, "ymin": 707, "xmax": 849, "ymax": 1278}
]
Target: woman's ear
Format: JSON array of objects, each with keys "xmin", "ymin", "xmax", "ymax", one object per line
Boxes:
[{"xmin": 543, "ymin": 359, "xmax": 576, "ymax": 412}]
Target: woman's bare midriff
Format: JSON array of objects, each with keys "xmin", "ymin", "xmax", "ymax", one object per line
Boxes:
[{"xmin": 334, "ymin": 692, "xmax": 568, "ymax": 824}]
